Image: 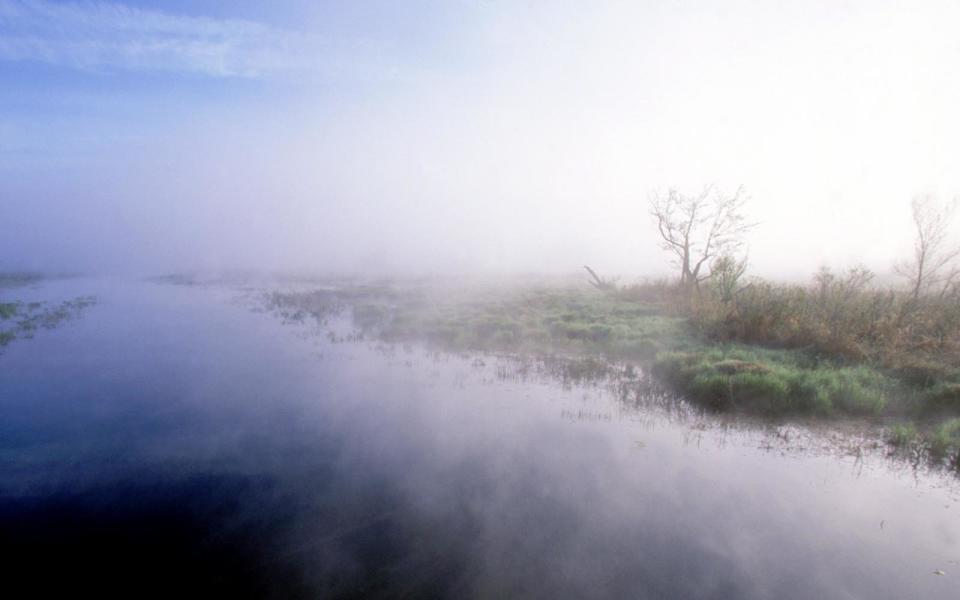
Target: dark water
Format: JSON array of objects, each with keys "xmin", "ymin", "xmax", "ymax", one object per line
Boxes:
[{"xmin": 1, "ymin": 279, "xmax": 958, "ymax": 598}]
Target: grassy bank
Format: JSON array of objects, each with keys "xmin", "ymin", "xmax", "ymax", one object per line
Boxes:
[
  {"xmin": 376, "ymin": 287, "xmax": 694, "ymax": 358},
  {"xmin": 266, "ymin": 281, "xmax": 903, "ymax": 417},
  {"xmin": 265, "ymin": 276, "xmax": 960, "ymax": 467},
  {"xmin": 267, "ymin": 282, "xmax": 698, "ymax": 356}
]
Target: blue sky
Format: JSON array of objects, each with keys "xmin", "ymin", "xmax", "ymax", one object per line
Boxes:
[
  {"xmin": 0, "ymin": 0, "xmax": 491, "ymax": 273},
  {"xmin": 0, "ymin": 0, "xmax": 482, "ymax": 165},
  {"xmin": 2, "ymin": 1, "xmax": 960, "ymax": 277}
]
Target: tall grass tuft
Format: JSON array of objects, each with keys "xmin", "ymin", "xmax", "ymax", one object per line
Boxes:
[{"xmin": 653, "ymin": 347, "xmax": 889, "ymax": 416}]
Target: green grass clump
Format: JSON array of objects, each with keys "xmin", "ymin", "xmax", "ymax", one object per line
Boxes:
[
  {"xmin": 653, "ymin": 347, "xmax": 889, "ymax": 415},
  {"xmin": 887, "ymin": 422, "xmax": 918, "ymax": 447},
  {"xmin": 791, "ymin": 366, "xmax": 888, "ymax": 415},
  {"xmin": 920, "ymin": 383, "xmax": 960, "ymax": 413},
  {"xmin": 886, "ymin": 419, "xmax": 960, "ymax": 468},
  {"xmin": 0, "ymin": 302, "xmax": 19, "ymax": 320},
  {"xmin": 0, "ymin": 296, "xmax": 96, "ymax": 351},
  {"xmin": 928, "ymin": 419, "xmax": 960, "ymax": 459}
]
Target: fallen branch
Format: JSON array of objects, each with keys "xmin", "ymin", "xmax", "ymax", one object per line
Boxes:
[{"xmin": 584, "ymin": 265, "xmax": 618, "ymax": 291}]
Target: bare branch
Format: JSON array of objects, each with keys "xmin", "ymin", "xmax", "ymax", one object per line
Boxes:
[
  {"xmin": 649, "ymin": 184, "xmax": 755, "ymax": 289},
  {"xmin": 896, "ymin": 194, "xmax": 960, "ymax": 300},
  {"xmin": 583, "ymin": 265, "xmax": 618, "ymax": 291}
]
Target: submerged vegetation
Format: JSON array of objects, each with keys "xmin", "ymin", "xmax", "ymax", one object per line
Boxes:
[{"xmin": 0, "ymin": 288, "xmax": 97, "ymax": 351}]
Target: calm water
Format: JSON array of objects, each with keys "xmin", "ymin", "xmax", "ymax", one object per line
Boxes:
[{"xmin": 1, "ymin": 279, "xmax": 959, "ymax": 598}]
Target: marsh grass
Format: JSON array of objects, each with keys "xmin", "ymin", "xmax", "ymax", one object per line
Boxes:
[
  {"xmin": 886, "ymin": 422, "xmax": 919, "ymax": 447},
  {"xmin": 928, "ymin": 419, "xmax": 960, "ymax": 461},
  {"xmin": 268, "ymin": 282, "xmax": 903, "ymax": 418},
  {"xmin": 368, "ymin": 287, "xmax": 694, "ymax": 360},
  {"xmin": 0, "ymin": 296, "xmax": 97, "ymax": 349},
  {"xmin": 0, "ymin": 302, "xmax": 19, "ymax": 320},
  {"xmin": 265, "ymin": 279, "xmax": 960, "ymax": 435},
  {"xmin": 259, "ymin": 278, "xmax": 960, "ymax": 473},
  {"xmin": 616, "ymin": 269, "xmax": 960, "ymax": 432},
  {"xmin": 884, "ymin": 419, "xmax": 960, "ymax": 469},
  {"xmin": 919, "ymin": 383, "xmax": 960, "ymax": 413},
  {"xmin": 655, "ymin": 268, "xmax": 960, "ymax": 400},
  {"xmin": 652, "ymin": 347, "xmax": 890, "ymax": 416}
]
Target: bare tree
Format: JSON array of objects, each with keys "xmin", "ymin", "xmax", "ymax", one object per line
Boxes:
[
  {"xmin": 649, "ymin": 184, "xmax": 754, "ymax": 289},
  {"xmin": 896, "ymin": 195, "xmax": 960, "ymax": 300}
]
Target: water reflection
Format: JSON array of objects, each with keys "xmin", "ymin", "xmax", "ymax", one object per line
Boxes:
[{"xmin": 1, "ymin": 280, "xmax": 959, "ymax": 598}]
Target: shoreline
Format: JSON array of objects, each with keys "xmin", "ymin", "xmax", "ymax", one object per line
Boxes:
[{"xmin": 261, "ymin": 278, "xmax": 960, "ymax": 471}]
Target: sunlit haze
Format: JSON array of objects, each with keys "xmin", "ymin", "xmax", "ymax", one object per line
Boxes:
[{"xmin": 2, "ymin": 0, "xmax": 959, "ymax": 279}]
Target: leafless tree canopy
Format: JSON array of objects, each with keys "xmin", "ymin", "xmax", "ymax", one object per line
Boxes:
[
  {"xmin": 649, "ymin": 185, "xmax": 755, "ymax": 288},
  {"xmin": 895, "ymin": 195, "xmax": 960, "ymax": 300}
]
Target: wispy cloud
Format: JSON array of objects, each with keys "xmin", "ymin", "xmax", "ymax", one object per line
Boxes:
[{"xmin": 0, "ymin": 0, "xmax": 336, "ymax": 77}]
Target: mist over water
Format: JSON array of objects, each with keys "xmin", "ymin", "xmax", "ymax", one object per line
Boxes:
[
  {"xmin": 4, "ymin": 2, "xmax": 960, "ymax": 598},
  {"xmin": 1, "ymin": 278, "xmax": 958, "ymax": 598}
]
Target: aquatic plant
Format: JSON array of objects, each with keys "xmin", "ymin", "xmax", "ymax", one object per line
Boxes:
[
  {"xmin": 0, "ymin": 296, "xmax": 96, "ymax": 351},
  {"xmin": 651, "ymin": 348, "xmax": 889, "ymax": 416},
  {"xmin": 928, "ymin": 418, "xmax": 960, "ymax": 460},
  {"xmin": 0, "ymin": 302, "xmax": 20, "ymax": 320},
  {"xmin": 886, "ymin": 423, "xmax": 918, "ymax": 447}
]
